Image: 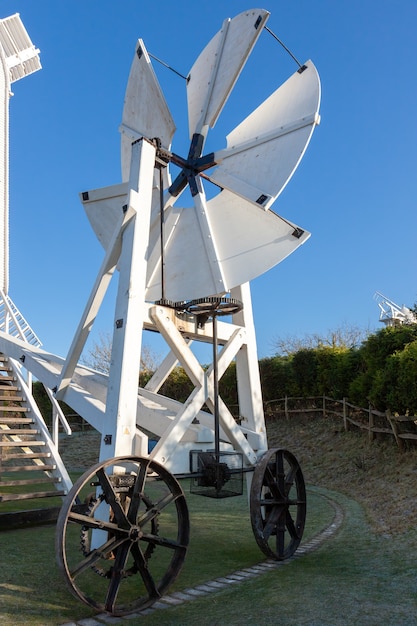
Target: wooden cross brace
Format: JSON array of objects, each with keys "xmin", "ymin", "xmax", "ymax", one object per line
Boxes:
[{"xmin": 148, "ymin": 304, "xmax": 258, "ymax": 466}]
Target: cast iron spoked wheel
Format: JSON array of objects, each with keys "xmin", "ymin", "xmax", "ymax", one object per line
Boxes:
[
  {"xmin": 250, "ymin": 448, "xmax": 306, "ymax": 560},
  {"xmin": 56, "ymin": 456, "xmax": 189, "ymax": 616}
]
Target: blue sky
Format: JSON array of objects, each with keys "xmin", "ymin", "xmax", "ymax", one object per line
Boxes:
[{"xmin": 2, "ymin": 0, "xmax": 417, "ymax": 362}]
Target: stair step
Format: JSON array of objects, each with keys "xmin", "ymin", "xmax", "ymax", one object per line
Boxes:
[
  {"xmin": 0, "ymin": 476, "xmax": 60, "ymax": 487},
  {"xmin": 0, "ymin": 489, "xmax": 66, "ymax": 502},
  {"xmin": 1, "ymin": 429, "xmax": 39, "ymax": 436},
  {"xmin": 0, "ymin": 377, "xmax": 16, "ymax": 382},
  {"xmin": 0, "ymin": 386, "xmax": 20, "ymax": 392},
  {"xmin": 0, "ymin": 395, "xmax": 24, "ymax": 401},
  {"xmin": 1, "ymin": 464, "xmax": 56, "ymax": 472},
  {"xmin": 0, "ymin": 417, "xmax": 34, "ymax": 424},
  {"xmin": 0, "ymin": 406, "xmax": 29, "ymax": 412},
  {"xmin": 0, "ymin": 440, "xmax": 46, "ymax": 447},
  {"xmin": 1, "ymin": 452, "xmax": 51, "ymax": 460}
]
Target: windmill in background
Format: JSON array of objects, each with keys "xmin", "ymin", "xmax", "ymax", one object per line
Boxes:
[
  {"xmin": 0, "ymin": 13, "xmax": 42, "ymax": 343},
  {"xmin": 374, "ymin": 291, "xmax": 417, "ymax": 327},
  {"xmin": 0, "ymin": 14, "xmax": 73, "ymax": 514}
]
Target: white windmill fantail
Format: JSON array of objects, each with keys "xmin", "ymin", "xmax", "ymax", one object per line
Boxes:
[{"xmin": 83, "ymin": 8, "xmax": 321, "ymax": 304}]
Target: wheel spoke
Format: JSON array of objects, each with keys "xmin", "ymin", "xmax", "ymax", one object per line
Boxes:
[
  {"xmin": 70, "ymin": 535, "xmax": 126, "ymax": 578},
  {"xmin": 141, "ymin": 532, "xmax": 188, "ymax": 551},
  {"xmin": 137, "ymin": 491, "xmax": 177, "ymax": 526},
  {"xmin": 126, "ymin": 460, "xmax": 150, "ymax": 522},
  {"xmin": 130, "ymin": 543, "xmax": 160, "ymax": 599},
  {"xmin": 276, "ymin": 450, "xmax": 285, "ymax": 496},
  {"xmin": 262, "ymin": 504, "xmax": 285, "ymax": 540},
  {"xmin": 105, "ymin": 542, "xmax": 131, "ymax": 613},
  {"xmin": 276, "ymin": 524, "xmax": 286, "ymax": 557},
  {"xmin": 263, "ymin": 464, "xmax": 283, "ymax": 500},
  {"xmin": 284, "ymin": 465, "xmax": 297, "ymax": 494},
  {"xmin": 68, "ymin": 510, "xmax": 127, "ymax": 535},
  {"xmin": 285, "ymin": 509, "xmax": 299, "ymax": 539},
  {"xmin": 97, "ymin": 468, "xmax": 130, "ymax": 529}
]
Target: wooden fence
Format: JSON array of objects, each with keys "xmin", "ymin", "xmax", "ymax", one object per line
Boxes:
[{"xmin": 263, "ymin": 396, "xmax": 417, "ymax": 451}]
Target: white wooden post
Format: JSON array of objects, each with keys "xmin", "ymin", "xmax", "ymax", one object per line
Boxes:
[
  {"xmin": 99, "ymin": 138, "xmax": 156, "ymax": 461},
  {"xmin": 231, "ymin": 282, "xmax": 268, "ymax": 455}
]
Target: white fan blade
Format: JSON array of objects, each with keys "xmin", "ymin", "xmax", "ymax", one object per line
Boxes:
[
  {"xmin": 187, "ymin": 8, "xmax": 269, "ymax": 138},
  {"xmin": 82, "ymin": 182, "xmax": 309, "ymax": 304},
  {"xmin": 204, "ymin": 190, "xmax": 310, "ymax": 292},
  {"xmin": 209, "ymin": 60, "xmax": 321, "ymax": 209},
  {"xmin": 144, "ymin": 190, "xmax": 309, "ymax": 303},
  {"xmin": 145, "ymin": 201, "xmax": 226, "ymax": 302},
  {"xmin": 81, "ymin": 175, "xmax": 162, "ymax": 252},
  {"xmin": 81, "ymin": 183, "xmax": 128, "ymax": 250},
  {"xmin": 120, "ymin": 39, "xmax": 176, "ymax": 181}
]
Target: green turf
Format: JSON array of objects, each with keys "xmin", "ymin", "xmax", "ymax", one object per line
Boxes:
[{"xmin": 0, "ymin": 482, "xmax": 332, "ymax": 625}]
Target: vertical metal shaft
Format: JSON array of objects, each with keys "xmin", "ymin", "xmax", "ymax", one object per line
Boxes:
[
  {"xmin": 212, "ymin": 313, "xmax": 220, "ymax": 461},
  {"xmin": 159, "ymin": 165, "xmax": 165, "ymax": 301}
]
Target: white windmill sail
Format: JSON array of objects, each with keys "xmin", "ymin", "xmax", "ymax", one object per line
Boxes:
[
  {"xmin": 208, "ymin": 60, "xmax": 321, "ymax": 209},
  {"xmin": 144, "ymin": 191, "xmax": 310, "ymax": 302},
  {"xmin": 186, "ymin": 8, "xmax": 270, "ymax": 138},
  {"xmin": 119, "ymin": 39, "xmax": 175, "ymax": 182},
  {"xmin": 83, "ymin": 8, "xmax": 320, "ymax": 304},
  {"xmin": 84, "ymin": 38, "xmax": 175, "ymax": 261},
  {"xmin": 0, "ymin": 13, "xmax": 41, "ymax": 294}
]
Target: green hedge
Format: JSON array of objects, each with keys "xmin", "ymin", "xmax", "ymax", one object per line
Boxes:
[
  {"xmin": 32, "ymin": 325, "xmax": 417, "ymax": 427},
  {"xmin": 261, "ymin": 326, "xmax": 417, "ymax": 414}
]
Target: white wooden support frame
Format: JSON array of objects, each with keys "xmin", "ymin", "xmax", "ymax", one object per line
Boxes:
[
  {"xmin": 99, "ymin": 138, "xmax": 156, "ymax": 460},
  {"xmin": 147, "ymin": 302, "xmax": 261, "ymax": 467}
]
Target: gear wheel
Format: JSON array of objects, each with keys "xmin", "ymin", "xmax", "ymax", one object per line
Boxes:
[{"xmin": 80, "ymin": 490, "xmax": 159, "ymax": 578}]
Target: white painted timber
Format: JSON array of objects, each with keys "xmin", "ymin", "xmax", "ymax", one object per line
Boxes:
[
  {"xmin": 149, "ymin": 305, "xmax": 258, "ymax": 466},
  {"xmin": 82, "ymin": 183, "xmax": 310, "ymax": 303},
  {"xmin": 145, "ymin": 188, "xmax": 309, "ymax": 301},
  {"xmin": 55, "ymin": 204, "xmax": 129, "ymax": 399},
  {"xmin": 98, "ymin": 139, "xmax": 156, "ymax": 460},
  {"xmin": 187, "ymin": 9, "xmax": 269, "ymax": 138},
  {"xmin": 0, "ymin": 9, "xmax": 321, "ymax": 482},
  {"xmin": 231, "ymin": 283, "xmax": 267, "ymax": 452},
  {"xmin": 0, "ymin": 328, "xmax": 216, "ymax": 451},
  {"xmin": 209, "ymin": 61, "xmax": 321, "ymax": 209},
  {"xmin": 120, "ymin": 38, "xmax": 175, "ymax": 181}
]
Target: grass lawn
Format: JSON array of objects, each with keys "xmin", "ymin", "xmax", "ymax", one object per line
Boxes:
[
  {"xmin": 0, "ymin": 481, "xmax": 333, "ymax": 626},
  {"xmin": 132, "ymin": 489, "xmax": 417, "ymax": 626},
  {"xmin": 1, "ymin": 418, "xmax": 417, "ymax": 625}
]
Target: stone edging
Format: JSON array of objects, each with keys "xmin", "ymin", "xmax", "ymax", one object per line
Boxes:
[{"xmin": 59, "ymin": 490, "xmax": 344, "ymax": 626}]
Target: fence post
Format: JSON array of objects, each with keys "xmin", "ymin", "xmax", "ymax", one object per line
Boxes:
[
  {"xmin": 343, "ymin": 397, "xmax": 348, "ymax": 432},
  {"xmin": 368, "ymin": 403, "xmax": 374, "ymax": 442},
  {"xmin": 322, "ymin": 394, "xmax": 326, "ymax": 417},
  {"xmin": 386, "ymin": 409, "xmax": 404, "ymax": 451},
  {"xmin": 285, "ymin": 395, "xmax": 289, "ymax": 420}
]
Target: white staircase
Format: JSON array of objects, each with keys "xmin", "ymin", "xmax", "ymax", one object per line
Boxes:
[{"xmin": 0, "ymin": 353, "xmax": 72, "ymax": 506}]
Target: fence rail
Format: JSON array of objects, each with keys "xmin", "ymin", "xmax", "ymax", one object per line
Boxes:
[{"xmin": 264, "ymin": 396, "xmax": 417, "ymax": 451}]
